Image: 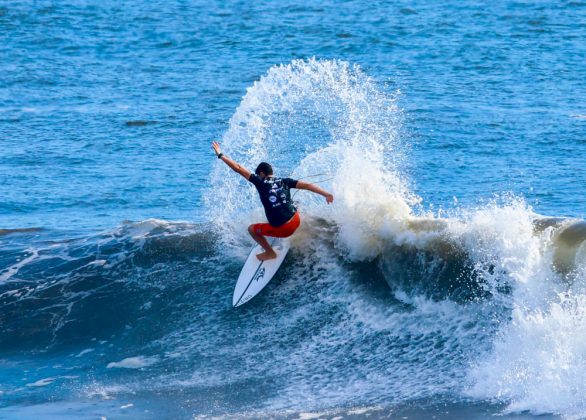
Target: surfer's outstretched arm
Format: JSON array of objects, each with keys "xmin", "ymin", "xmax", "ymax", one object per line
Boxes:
[
  {"xmin": 296, "ymin": 181, "xmax": 334, "ymax": 204},
  {"xmin": 212, "ymin": 142, "xmax": 251, "ymax": 180}
]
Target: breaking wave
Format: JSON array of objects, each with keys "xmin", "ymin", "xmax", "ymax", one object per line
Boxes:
[{"xmin": 2, "ymin": 59, "xmax": 586, "ymax": 418}]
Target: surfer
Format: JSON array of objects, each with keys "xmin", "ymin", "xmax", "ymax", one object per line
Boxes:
[{"xmin": 212, "ymin": 141, "xmax": 334, "ymax": 261}]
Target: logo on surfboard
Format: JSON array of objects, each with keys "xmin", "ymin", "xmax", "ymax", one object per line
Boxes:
[{"xmin": 252, "ymin": 267, "xmax": 266, "ymax": 283}]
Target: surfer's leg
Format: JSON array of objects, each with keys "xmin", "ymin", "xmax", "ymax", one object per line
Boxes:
[{"xmin": 248, "ymin": 225, "xmax": 277, "ymax": 261}]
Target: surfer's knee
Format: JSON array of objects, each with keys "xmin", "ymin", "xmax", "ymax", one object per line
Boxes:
[{"xmin": 248, "ymin": 224, "xmax": 255, "ymax": 235}]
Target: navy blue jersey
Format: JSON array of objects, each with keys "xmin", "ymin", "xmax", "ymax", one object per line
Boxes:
[{"xmin": 249, "ymin": 174, "xmax": 298, "ymax": 226}]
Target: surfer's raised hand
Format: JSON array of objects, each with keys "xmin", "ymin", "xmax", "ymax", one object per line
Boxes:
[
  {"xmin": 212, "ymin": 141, "xmax": 252, "ymax": 180},
  {"xmin": 325, "ymin": 193, "xmax": 334, "ymax": 204},
  {"xmin": 212, "ymin": 141, "xmax": 222, "ymax": 156}
]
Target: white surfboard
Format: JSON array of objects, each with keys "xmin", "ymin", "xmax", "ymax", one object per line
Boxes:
[{"xmin": 233, "ymin": 238, "xmax": 290, "ymax": 307}]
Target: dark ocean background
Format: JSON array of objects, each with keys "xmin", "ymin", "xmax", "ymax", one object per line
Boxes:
[{"xmin": 1, "ymin": 1, "xmax": 586, "ymax": 418}]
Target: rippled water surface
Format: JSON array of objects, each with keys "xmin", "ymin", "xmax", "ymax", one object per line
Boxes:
[
  {"xmin": 2, "ymin": 0, "xmax": 585, "ymax": 230},
  {"xmin": 1, "ymin": 1, "xmax": 586, "ymax": 419}
]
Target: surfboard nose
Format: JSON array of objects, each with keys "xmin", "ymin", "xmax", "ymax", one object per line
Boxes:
[{"xmin": 232, "ymin": 238, "xmax": 290, "ymax": 307}]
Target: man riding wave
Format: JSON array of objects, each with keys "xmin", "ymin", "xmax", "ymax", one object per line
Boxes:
[{"xmin": 212, "ymin": 141, "xmax": 334, "ymax": 261}]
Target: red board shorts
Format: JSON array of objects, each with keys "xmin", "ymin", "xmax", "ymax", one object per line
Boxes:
[{"xmin": 251, "ymin": 212, "xmax": 301, "ymax": 238}]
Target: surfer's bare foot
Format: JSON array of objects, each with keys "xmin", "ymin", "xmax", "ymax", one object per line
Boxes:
[{"xmin": 256, "ymin": 251, "xmax": 277, "ymax": 261}]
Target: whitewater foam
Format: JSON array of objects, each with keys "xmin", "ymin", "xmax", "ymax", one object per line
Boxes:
[
  {"xmin": 206, "ymin": 58, "xmax": 415, "ymax": 258},
  {"xmin": 3, "ymin": 59, "xmax": 586, "ymax": 418},
  {"xmin": 203, "ymin": 59, "xmax": 586, "ymax": 417},
  {"xmin": 106, "ymin": 356, "xmax": 159, "ymax": 369}
]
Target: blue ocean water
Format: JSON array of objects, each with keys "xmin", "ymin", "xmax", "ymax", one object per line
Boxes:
[{"xmin": 1, "ymin": 1, "xmax": 586, "ymax": 418}]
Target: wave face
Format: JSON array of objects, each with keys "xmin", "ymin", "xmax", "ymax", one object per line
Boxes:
[{"xmin": 2, "ymin": 60, "xmax": 586, "ymax": 418}]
